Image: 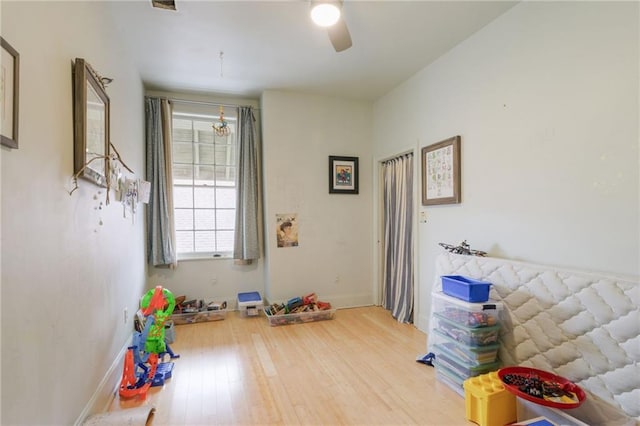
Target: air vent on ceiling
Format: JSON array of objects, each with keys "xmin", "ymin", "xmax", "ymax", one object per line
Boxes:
[{"xmin": 151, "ymin": 0, "xmax": 176, "ymax": 11}]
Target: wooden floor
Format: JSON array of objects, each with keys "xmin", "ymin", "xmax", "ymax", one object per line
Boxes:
[{"xmin": 109, "ymin": 306, "xmax": 470, "ymax": 425}]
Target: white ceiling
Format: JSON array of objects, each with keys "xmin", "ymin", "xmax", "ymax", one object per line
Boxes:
[{"xmin": 106, "ymin": 1, "xmax": 517, "ymax": 101}]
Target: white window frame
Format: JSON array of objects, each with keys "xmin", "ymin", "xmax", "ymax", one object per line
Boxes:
[{"xmin": 172, "ymin": 109, "xmax": 237, "ymax": 260}]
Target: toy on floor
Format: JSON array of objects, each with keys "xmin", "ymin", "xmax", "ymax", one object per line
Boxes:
[
  {"xmin": 140, "ymin": 286, "xmax": 176, "ymax": 354},
  {"xmin": 119, "ymin": 285, "xmax": 180, "ymax": 400},
  {"xmin": 416, "ymin": 352, "xmax": 435, "ymax": 366}
]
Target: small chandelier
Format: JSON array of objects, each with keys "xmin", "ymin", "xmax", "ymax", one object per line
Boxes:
[{"xmin": 213, "ymin": 105, "xmax": 230, "ymax": 137}]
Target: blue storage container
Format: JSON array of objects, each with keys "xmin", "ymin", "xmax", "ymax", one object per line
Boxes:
[{"xmin": 442, "ymin": 275, "xmax": 491, "ymax": 302}]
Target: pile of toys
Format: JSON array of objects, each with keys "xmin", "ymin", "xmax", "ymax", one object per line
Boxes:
[
  {"xmin": 265, "ymin": 293, "xmax": 332, "ymax": 316},
  {"xmin": 173, "ymin": 295, "xmax": 228, "ymax": 313},
  {"xmin": 170, "ymin": 295, "xmax": 228, "ymax": 324}
]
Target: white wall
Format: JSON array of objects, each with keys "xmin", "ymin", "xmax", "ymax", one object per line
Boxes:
[
  {"xmin": 372, "ymin": 1, "xmax": 640, "ymax": 332},
  {"xmin": 148, "ymin": 258, "xmax": 265, "ymax": 307},
  {"xmin": 261, "ymin": 91, "xmax": 373, "ymax": 307},
  {"xmin": 1, "ymin": 2, "xmax": 146, "ymax": 424},
  {"xmin": 144, "ymin": 90, "xmax": 376, "ymax": 312}
]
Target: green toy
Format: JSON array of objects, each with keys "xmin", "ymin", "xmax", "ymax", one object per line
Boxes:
[{"xmin": 140, "ymin": 286, "xmax": 175, "ymax": 354}]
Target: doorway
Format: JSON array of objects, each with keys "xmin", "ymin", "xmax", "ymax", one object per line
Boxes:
[{"xmin": 379, "ymin": 152, "xmax": 414, "ymax": 323}]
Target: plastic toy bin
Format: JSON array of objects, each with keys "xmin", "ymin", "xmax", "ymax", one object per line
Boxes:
[
  {"xmin": 436, "ymin": 352, "xmax": 500, "ymax": 379},
  {"xmin": 432, "ymin": 291, "xmax": 502, "ymax": 329},
  {"xmin": 432, "ymin": 337, "xmax": 500, "ymax": 366},
  {"xmin": 171, "ymin": 309, "xmax": 226, "ymax": 325},
  {"xmin": 237, "ymin": 291, "xmax": 264, "ymax": 317},
  {"xmin": 434, "ymin": 314, "xmax": 500, "ymax": 346},
  {"xmin": 264, "ymin": 308, "xmax": 336, "ymax": 326},
  {"xmin": 436, "ymin": 367, "xmax": 466, "ymax": 397},
  {"xmin": 441, "ymin": 275, "xmax": 492, "ymax": 303}
]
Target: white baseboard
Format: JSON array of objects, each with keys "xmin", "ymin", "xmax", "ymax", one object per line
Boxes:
[{"xmin": 74, "ymin": 338, "xmax": 130, "ymax": 426}]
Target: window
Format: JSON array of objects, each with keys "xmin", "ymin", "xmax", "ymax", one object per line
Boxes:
[{"xmin": 172, "ymin": 107, "xmax": 237, "ymax": 258}]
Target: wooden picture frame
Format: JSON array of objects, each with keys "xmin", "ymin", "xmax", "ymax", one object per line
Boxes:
[
  {"xmin": 421, "ymin": 136, "xmax": 461, "ymax": 205},
  {"xmin": 73, "ymin": 58, "xmax": 110, "ymax": 187},
  {"xmin": 1, "ymin": 37, "xmax": 19, "ymax": 149},
  {"xmin": 329, "ymin": 155, "xmax": 359, "ymax": 194}
]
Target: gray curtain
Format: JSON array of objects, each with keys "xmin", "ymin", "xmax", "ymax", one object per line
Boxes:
[
  {"xmin": 233, "ymin": 106, "xmax": 260, "ymax": 262},
  {"xmin": 382, "ymin": 153, "xmax": 414, "ymax": 323},
  {"xmin": 145, "ymin": 97, "xmax": 177, "ymax": 267}
]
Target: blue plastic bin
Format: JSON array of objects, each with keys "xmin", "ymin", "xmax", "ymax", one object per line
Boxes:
[
  {"xmin": 441, "ymin": 275, "xmax": 491, "ymax": 302},
  {"xmin": 237, "ymin": 291, "xmax": 262, "ymax": 304}
]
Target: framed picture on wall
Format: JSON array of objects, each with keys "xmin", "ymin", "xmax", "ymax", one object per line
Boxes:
[
  {"xmin": 421, "ymin": 136, "xmax": 461, "ymax": 205},
  {"xmin": 73, "ymin": 58, "xmax": 110, "ymax": 187},
  {"xmin": 1, "ymin": 37, "xmax": 20, "ymax": 149},
  {"xmin": 329, "ymin": 155, "xmax": 359, "ymax": 194}
]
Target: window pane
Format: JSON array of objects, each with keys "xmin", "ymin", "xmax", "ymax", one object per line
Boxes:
[
  {"xmin": 196, "ymin": 143, "xmax": 215, "ymax": 165},
  {"xmin": 216, "ymin": 187, "xmax": 236, "ymax": 209},
  {"xmin": 194, "ymin": 186, "xmax": 215, "ymax": 208},
  {"xmin": 195, "ymin": 165, "xmax": 215, "ymax": 181},
  {"xmin": 176, "ymin": 231, "xmax": 194, "ymax": 253},
  {"xmin": 173, "ymin": 141, "xmax": 193, "ymax": 163},
  {"xmin": 194, "ymin": 231, "xmax": 215, "ymax": 252},
  {"xmin": 173, "ymin": 186, "xmax": 193, "ymax": 209},
  {"xmin": 217, "ymin": 231, "xmax": 234, "ymax": 252},
  {"xmin": 197, "ymin": 129, "xmax": 214, "ymax": 144},
  {"xmin": 216, "ymin": 166, "xmax": 236, "ymax": 182},
  {"xmin": 216, "ymin": 209, "xmax": 235, "ymax": 230},
  {"xmin": 214, "ymin": 133, "xmax": 234, "ymax": 144},
  {"xmin": 194, "ymin": 209, "xmax": 215, "ymax": 230},
  {"xmin": 214, "ymin": 144, "xmax": 235, "ymax": 166},
  {"xmin": 173, "ymin": 164, "xmax": 193, "ymax": 181},
  {"xmin": 173, "ymin": 121, "xmax": 193, "ymax": 142},
  {"xmin": 174, "ymin": 209, "xmax": 193, "ymax": 231}
]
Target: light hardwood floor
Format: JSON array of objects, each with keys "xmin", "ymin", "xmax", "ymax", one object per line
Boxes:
[{"xmin": 109, "ymin": 306, "xmax": 470, "ymax": 425}]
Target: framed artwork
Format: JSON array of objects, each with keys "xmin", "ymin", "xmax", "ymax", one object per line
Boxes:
[
  {"xmin": 73, "ymin": 58, "xmax": 110, "ymax": 187},
  {"xmin": 421, "ymin": 136, "xmax": 461, "ymax": 205},
  {"xmin": 329, "ymin": 155, "xmax": 359, "ymax": 194},
  {"xmin": 276, "ymin": 213, "xmax": 299, "ymax": 248},
  {"xmin": 1, "ymin": 37, "xmax": 20, "ymax": 149}
]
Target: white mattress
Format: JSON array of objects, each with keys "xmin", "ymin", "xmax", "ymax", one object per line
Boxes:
[{"xmin": 430, "ymin": 252, "xmax": 639, "ymax": 425}]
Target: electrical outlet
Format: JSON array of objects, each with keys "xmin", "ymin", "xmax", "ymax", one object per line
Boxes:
[
  {"xmin": 211, "ymin": 277, "xmax": 218, "ymax": 286},
  {"xmin": 123, "ymin": 307, "xmax": 128, "ymax": 324},
  {"xmin": 334, "ymin": 275, "xmax": 340, "ymax": 284}
]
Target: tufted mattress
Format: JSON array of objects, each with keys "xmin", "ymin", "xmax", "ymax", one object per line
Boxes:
[{"xmin": 429, "ymin": 252, "xmax": 639, "ymax": 425}]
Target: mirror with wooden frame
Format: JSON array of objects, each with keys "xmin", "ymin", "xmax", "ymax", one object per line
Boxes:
[{"xmin": 73, "ymin": 58, "xmax": 109, "ymax": 187}]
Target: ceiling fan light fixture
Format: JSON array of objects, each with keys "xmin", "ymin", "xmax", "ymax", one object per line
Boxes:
[{"xmin": 311, "ymin": 2, "xmax": 341, "ymax": 27}]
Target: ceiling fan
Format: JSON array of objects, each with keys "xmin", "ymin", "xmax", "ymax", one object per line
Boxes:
[
  {"xmin": 150, "ymin": 0, "xmax": 352, "ymax": 52},
  {"xmin": 310, "ymin": 1, "xmax": 352, "ymax": 52}
]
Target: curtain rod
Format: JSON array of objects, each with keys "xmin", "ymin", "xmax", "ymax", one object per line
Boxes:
[
  {"xmin": 145, "ymin": 96, "xmax": 260, "ymax": 110},
  {"xmin": 380, "ymin": 150, "xmax": 414, "ymax": 164}
]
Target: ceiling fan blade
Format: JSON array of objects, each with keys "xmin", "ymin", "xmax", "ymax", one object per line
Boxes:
[{"xmin": 328, "ymin": 17, "xmax": 352, "ymax": 52}]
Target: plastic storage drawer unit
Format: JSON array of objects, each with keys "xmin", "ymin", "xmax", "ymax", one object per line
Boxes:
[
  {"xmin": 435, "ymin": 359, "xmax": 498, "ymax": 397},
  {"xmin": 433, "ymin": 337, "xmax": 500, "ymax": 366},
  {"xmin": 432, "ymin": 291, "xmax": 502, "ymax": 328},
  {"xmin": 436, "ymin": 352, "xmax": 500, "ymax": 379},
  {"xmin": 434, "ymin": 314, "xmax": 501, "ymax": 346},
  {"xmin": 436, "ymin": 367, "xmax": 466, "ymax": 397}
]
